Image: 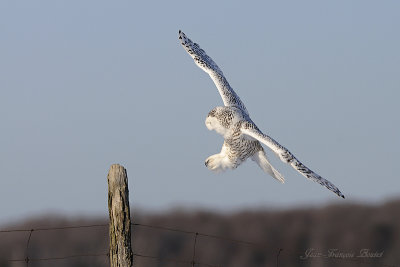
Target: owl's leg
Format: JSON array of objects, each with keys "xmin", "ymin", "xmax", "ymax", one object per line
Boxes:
[
  {"xmin": 205, "ymin": 153, "xmax": 234, "ymax": 172},
  {"xmin": 205, "ymin": 142, "xmax": 236, "ymax": 172}
]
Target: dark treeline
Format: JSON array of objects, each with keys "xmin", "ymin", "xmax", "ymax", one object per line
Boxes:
[{"xmin": 0, "ymin": 200, "xmax": 399, "ymax": 267}]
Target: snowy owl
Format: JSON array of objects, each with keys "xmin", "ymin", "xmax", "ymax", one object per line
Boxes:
[{"xmin": 178, "ymin": 30, "xmax": 344, "ymax": 198}]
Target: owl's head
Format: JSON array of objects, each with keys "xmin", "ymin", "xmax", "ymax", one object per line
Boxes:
[{"xmin": 205, "ymin": 106, "xmax": 243, "ymax": 137}]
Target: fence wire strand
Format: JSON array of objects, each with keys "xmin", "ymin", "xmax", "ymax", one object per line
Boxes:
[
  {"xmin": 132, "ymin": 222, "xmax": 266, "ymax": 247},
  {"xmin": 0, "ymin": 223, "xmax": 108, "ymax": 233},
  {"xmin": 8, "ymin": 252, "xmax": 109, "ymax": 262}
]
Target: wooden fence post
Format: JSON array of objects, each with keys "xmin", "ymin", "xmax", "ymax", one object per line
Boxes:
[{"xmin": 107, "ymin": 164, "xmax": 133, "ymax": 267}]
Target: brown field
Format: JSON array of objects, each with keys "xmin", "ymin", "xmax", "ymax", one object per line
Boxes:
[{"xmin": 1, "ymin": 200, "xmax": 399, "ymax": 267}]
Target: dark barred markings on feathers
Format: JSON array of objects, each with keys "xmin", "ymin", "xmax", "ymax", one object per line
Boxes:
[
  {"xmin": 207, "ymin": 109, "xmax": 217, "ymax": 117},
  {"xmin": 212, "ymin": 73, "xmax": 247, "ymax": 113},
  {"xmin": 179, "ymin": 30, "xmax": 345, "ymax": 198},
  {"xmin": 224, "ymin": 123, "xmax": 264, "ymax": 168},
  {"xmin": 219, "ymin": 109, "xmax": 234, "ymax": 128}
]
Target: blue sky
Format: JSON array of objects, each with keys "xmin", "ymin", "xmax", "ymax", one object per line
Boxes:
[{"xmin": 1, "ymin": 1, "xmax": 399, "ymax": 224}]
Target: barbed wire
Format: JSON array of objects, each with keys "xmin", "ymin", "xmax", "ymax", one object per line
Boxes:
[
  {"xmin": 1, "ymin": 221, "xmax": 398, "ymax": 267},
  {"xmin": 7, "ymin": 252, "xmax": 109, "ymax": 262},
  {"xmin": 132, "ymin": 222, "xmax": 264, "ymax": 247},
  {"xmin": 0, "ymin": 223, "xmax": 108, "ymax": 233}
]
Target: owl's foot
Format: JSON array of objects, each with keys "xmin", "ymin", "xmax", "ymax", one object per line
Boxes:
[{"xmin": 205, "ymin": 153, "xmax": 234, "ymax": 172}]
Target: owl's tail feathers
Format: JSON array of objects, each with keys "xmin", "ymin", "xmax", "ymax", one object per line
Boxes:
[{"xmin": 252, "ymin": 150, "xmax": 285, "ymax": 183}]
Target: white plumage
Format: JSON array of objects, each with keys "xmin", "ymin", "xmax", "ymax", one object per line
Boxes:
[{"xmin": 179, "ymin": 30, "xmax": 344, "ymax": 198}]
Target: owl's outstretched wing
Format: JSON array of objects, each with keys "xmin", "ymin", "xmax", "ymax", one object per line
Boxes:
[
  {"xmin": 179, "ymin": 30, "xmax": 248, "ymax": 115},
  {"xmin": 241, "ymin": 123, "xmax": 345, "ymax": 198}
]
